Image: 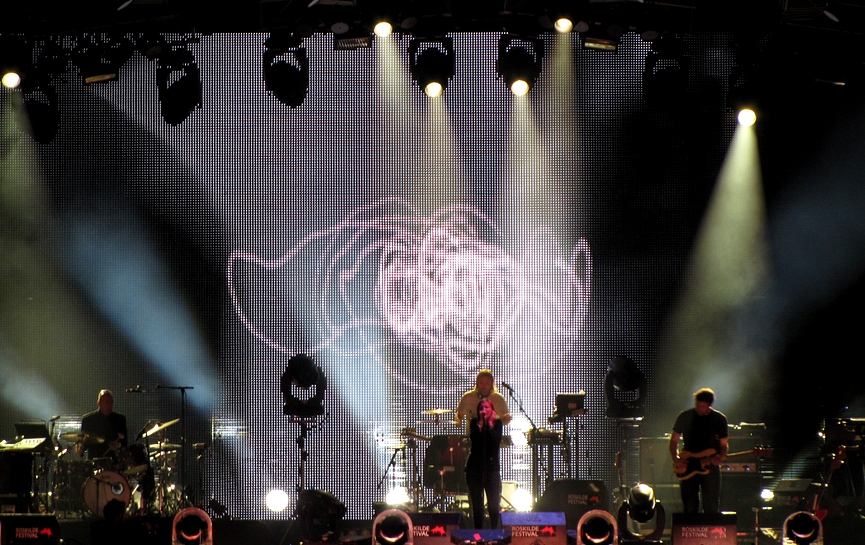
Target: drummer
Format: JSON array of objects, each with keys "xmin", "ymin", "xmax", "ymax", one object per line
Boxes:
[
  {"xmin": 78, "ymin": 389, "xmax": 128, "ymax": 461},
  {"xmin": 454, "ymin": 369, "xmax": 512, "ymax": 434}
]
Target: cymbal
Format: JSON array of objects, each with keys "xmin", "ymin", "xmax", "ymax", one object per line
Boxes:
[
  {"xmin": 123, "ymin": 464, "xmax": 149, "ymax": 477},
  {"xmin": 390, "ymin": 444, "xmax": 406, "ymax": 450},
  {"xmin": 423, "ymin": 408, "xmax": 453, "ymax": 415},
  {"xmin": 150, "ymin": 442, "xmax": 181, "ymax": 451},
  {"xmin": 59, "ymin": 432, "xmax": 104, "ymax": 444},
  {"xmin": 142, "ymin": 418, "xmax": 180, "ymax": 438}
]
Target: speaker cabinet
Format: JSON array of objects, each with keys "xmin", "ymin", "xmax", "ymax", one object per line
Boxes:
[
  {"xmin": 501, "ymin": 512, "xmax": 566, "ymax": 545},
  {"xmin": 535, "ymin": 480, "xmax": 608, "ymax": 528},
  {"xmin": 671, "ymin": 513, "xmax": 737, "ymax": 545}
]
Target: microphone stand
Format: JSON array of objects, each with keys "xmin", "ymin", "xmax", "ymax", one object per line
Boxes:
[
  {"xmin": 502, "ymin": 385, "xmax": 546, "ymax": 503},
  {"xmin": 157, "ymin": 385, "xmax": 194, "ymax": 505}
]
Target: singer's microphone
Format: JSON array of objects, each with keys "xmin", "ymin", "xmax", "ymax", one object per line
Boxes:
[
  {"xmin": 501, "ymin": 381, "xmax": 514, "ymax": 391},
  {"xmin": 126, "ymin": 385, "xmax": 142, "ymax": 393}
]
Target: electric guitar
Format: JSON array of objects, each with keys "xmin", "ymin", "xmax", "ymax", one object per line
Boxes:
[{"xmin": 674, "ymin": 446, "xmax": 771, "ymax": 480}]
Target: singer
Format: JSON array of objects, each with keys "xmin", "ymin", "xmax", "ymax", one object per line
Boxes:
[
  {"xmin": 454, "ymin": 369, "xmax": 511, "ymax": 437},
  {"xmin": 465, "ymin": 398, "xmax": 504, "ymax": 529}
]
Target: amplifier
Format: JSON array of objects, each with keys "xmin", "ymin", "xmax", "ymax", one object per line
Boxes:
[{"xmin": 719, "ymin": 463, "xmax": 758, "ymax": 474}]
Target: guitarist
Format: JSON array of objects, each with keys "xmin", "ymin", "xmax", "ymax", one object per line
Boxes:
[{"xmin": 668, "ymin": 387, "xmax": 729, "ymax": 513}]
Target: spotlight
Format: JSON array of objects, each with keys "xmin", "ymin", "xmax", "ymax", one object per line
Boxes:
[
  {"xmin": 156, "ymin": 47, "xmax": 202, "ymax": 126},
  {"xmin": 265, "ymin": 489, "xmax": 290, "ymax": 512},
  {"xmin": 296, "ymin": 489, "xmax": 346, "ymax": 543},
  {"xmin": 374, "ymin": 22, "xmax": 393, "ymax": 37},
  {"xmin": 581, "ymin": 24, "xmax": 624, "ymax": 52},
  {"xmin": 555, "ymin": 18, "xmax": 574, "ymax": 33},
  {"xmin": 783, "ymin": 512, "xmax": 822, "ymax": 545},
  {"xmin": 1, "ymin": 35, "xmax": 31, "ymax": 89},
  {"xmin": 373, "ymin": 508, "xmax": 413, "ymax": 545},
  {"xmin": 20, "ymin": 71, "xmax": 60, "ymax": 144},
  {"xmin": 408, "ymin": 38, "xmax": 455, "ymax": 97},
  {"xmin": 577, "ymin": 510, "xmax": 618, "ymax": 545},
  {"xmin": 280, "ymin": 354, "xmax": 327, "ymax": 416},
  {"xmin": 642, "ymin": 35, "xmax": 690, "ymax": 109},
  {"xmin": 333, "ymin": 27, "xmax": 374, "ymax": 50},
  {"xmin": 263, "ymin": 33, "xmax": 309, "ymax": 108},
  {"xmin": 616, "ymin": 484, "xmax": 665, "ymax": 544},
  {"xmin": 2, "ymin": 72, "xmax": 21, "ymax": 89},
  {"xmin": 172, "ymin": 507, "xmax": 213, "ymax": 545},
  {"xmin": 604, "ymin": 356, "xmax": 645, "ymax": 419},
  {"xmin": 737, "ymin": 108, "xmax": 757, "ymax": 126},
  {"xmin": 74, "ymin": 37, "xmax": 134, "ymax": 84},
  {"xmin": 496, "ymin": 35, "xmax": 544, "ymax": 96}
]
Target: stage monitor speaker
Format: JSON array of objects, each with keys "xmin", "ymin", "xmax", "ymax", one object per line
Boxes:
[
  {"xmin": 671, "ymin": 513, "xmax": 736, "ymax": 545},
  {"xmin": 501, "ymin": 512, "xmax": 566, "ymax": 545},
  {"xmin": 535, "ymin": 480, "xmax": 608, "ymax": 528},
  {"xmin": 409, "ymin": 512, "xmax": 461, "ymax": 545},
  {"xmin": 0, "ymin": 514, "xmax": 61, "ymax": 545}
]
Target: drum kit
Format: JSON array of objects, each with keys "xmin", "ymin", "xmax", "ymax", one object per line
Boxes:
[
  {"xmin": 52, "ymin": 418, "xmax": 184, "ymax": 519},
  {"xmin": 381, "ymin": 408, "xmax": 489, "ymax": 512}
]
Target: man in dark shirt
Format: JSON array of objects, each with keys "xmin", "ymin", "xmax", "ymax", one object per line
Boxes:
[
  {"xmin": 79, "ymin": 389, "xmax": 128, "ymax": 461},
  {"xmin": 668, "ymin": 387, "xmax": 728, "ymax": 513}
]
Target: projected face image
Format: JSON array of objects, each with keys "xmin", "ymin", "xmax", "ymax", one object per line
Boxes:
[{"xmin": 228, "ymin": 198, "xmax": 591, "ymax": 384}]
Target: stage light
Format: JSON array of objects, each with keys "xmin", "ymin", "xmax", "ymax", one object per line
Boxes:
[
  {"xmin": 424, "ymin": 81, "xmax": 443, "ymax": 98},
  {"xmin": 408, "ymin": 38, "xmax": 455, "ymax": 97},
  {"xmin": 738, "ymin": 108, "xmax": 757, "ymax": 126},
  {"xmin": 760, "ymin": 488, "xmax": 774, "ymax": 501},
  {"xmin": 263, "ymin": 33, "xmax": 309, "ymax": 108},
  {"xmin": 496, "ymin": 35, "xmax": 544, "ymax": 95},
  {"xmin": 281, "ymin": 354, "xmax": 327, "ymax": 416},
  {"xmin": 296, "ymin": 489, "xmax": 347, "ymax": 542},
  {"xmin": 172, "ymin": 507, "xmax": 213, "ymax": 545},
  {"xmin": 604, "ymin": 356, "xmax": 646, "ymax": 419},
  {"xmin": 374, "ymin": 22, "xmax": 393, "ymax": 37},
  {"xmin": 156, "ymin": 47, "xmax": 201, "ymax": 126},
  {"xmin": 642, "ymin": 35, "xmax": 690, "ymax": 109},
  {"xmin": 577, "ymin": 509, "xmax": 617, "ymax": 545},
  {"xmin": 511, "ymin": 488, "xmax": 533, "ymax": 511},
  {"xmin": 2, "ymin": 72, "xmax": 21, "ymax": 89},
  {"xmin": 784, "ymin": 512, "xmax": 822, "ymax": 544},
  {"xmin": 74, "ymin": 37, "xmax": 134, "ymax": 84},
  {"xmin": 581, "ymin": 24, "xmax": 623, "ymax": 52},
  {"xmin": 511, "ymin": 80, "xmax": 529, "ymax": 97},
  {"xmin": 385, "ymin": 487, "xmax": 410, "ymax": 505},
  {"xmin": 373, "ymin": 508, "xmax": 413, "ymax": 545},
  {"xmin": 266, "ymin": 489, "xmax": 290, "ymax": 512},
  {"xmin": 1, "ymin": 35, "xmax": 30, "ymax": 89},
  {"xmin": 20, "ymin": 71, "xmax": 60, "ymax": 144},
  {"xmin": 555, "ymin": 18, "xmax": 574, "ymax": 33},
  {"xmin": 616, "ymin": 484, "xmax": 665, "ymax": 544}
]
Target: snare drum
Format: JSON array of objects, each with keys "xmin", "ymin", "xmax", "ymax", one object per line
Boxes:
[{"xmin": 83, "ymin": 470, "xmax": 131, "ymax": 517}]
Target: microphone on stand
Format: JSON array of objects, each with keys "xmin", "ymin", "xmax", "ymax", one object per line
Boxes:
[
  {"xmin": 126, "ymin": 385, "xmax": 143, "ymax": 393},
  {"xmin": 500, "ymin": 381, "xmax": 514, "ymax": 392}
]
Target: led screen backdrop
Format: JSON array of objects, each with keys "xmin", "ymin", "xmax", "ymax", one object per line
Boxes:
[{"xmin": 0, "ymin": 31, "xmax": 736, "ymax": 519}]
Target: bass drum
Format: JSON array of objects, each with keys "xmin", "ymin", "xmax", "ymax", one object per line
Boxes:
[
  {"xmin": 83, "ymin": 470, "xmax": 131, "ymax": 517},
  {"xmin": 423, "ymin": 435, "xmax": 468, "ymax": 495}
]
